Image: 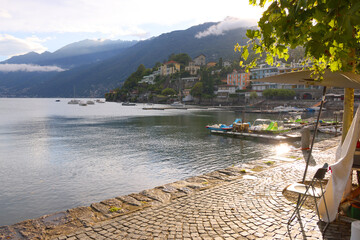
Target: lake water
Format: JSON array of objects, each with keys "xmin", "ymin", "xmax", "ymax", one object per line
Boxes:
[{"xmin": 0, "ymin": 98, "xmax": 332, "ymax": 226}]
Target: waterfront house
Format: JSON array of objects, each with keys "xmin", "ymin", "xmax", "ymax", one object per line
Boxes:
[
  {"xmin": 193, "ymin": 54, "xmax": 206, "ymax": 66},
  {"xmin": 185, "ymin": 61, "xmax": 200, "ymax": 75},
  {"xmin": 216, "ymin": 85, "xmax": 237, "ymax": 98},
  {"xmin": 139, "ymin": 75, "xmax": 156, "ymax": 84},
  {"xmin": 159, "ymin": 61, "xmax": 181, "ymax": 76},
  {"xmin": 227, "ymin": 70, "xmax": 250, "ymax": 90},
  {"xmin": 250, "ymin": 65, "xmax": 278, "ymax": 80}
]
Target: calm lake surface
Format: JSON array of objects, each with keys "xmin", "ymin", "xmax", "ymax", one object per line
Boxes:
[{"xmin": 0, "ymin": 98, "xmax": 332, "ymax": 226}]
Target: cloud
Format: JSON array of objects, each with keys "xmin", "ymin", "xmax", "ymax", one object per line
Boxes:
[
  {"xmin": 0, "ymin": 9, "xmax": 11, "ymax": 19},
  {"xmin": 0, "ymin": 0, "xmax": 264, "ymax": 40},
  {"xmin": 0, "ymin": 64, "xmax": 65, "ymax": 72},
  {"xmin": 195, "ymin": 17, "xmax": 257, "ymax": 39},
  {"xmin": 0, "ymin": 34, "xmax": 48, "ymax": 57}
]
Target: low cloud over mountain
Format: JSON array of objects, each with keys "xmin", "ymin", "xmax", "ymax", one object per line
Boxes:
[
  {"xmin": 195, "ymin": 17, "xmax": 256, "ymax": 38},
  {"xmin": 0, "ymin": 64, "xmax": 65, "ymax": 72}
]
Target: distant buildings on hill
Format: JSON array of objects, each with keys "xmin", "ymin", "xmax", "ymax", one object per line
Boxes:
[{"xmin": 138, "ymin": 54, "xmax": 323, "ymax": 103}]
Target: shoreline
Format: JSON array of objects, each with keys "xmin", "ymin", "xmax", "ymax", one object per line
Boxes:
[{"xmin": 0, "ymin": 136, "xmax": 343, "ymax": 240}]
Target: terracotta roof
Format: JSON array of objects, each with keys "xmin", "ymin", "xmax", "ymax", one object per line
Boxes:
[{"xmin": 165, "ymin": 60, "xmax": 179, "ymax": 65}]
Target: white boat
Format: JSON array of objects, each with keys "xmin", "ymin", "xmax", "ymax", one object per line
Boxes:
[
  {"xmin": 122, "ymin": 102, "xmax": 136, "ymax": 106},
  {"xmin": 249, "ymin": 119, "xmax": 290, "ymax": 133},
  {"xmin": 68, "ymin": 99, "xmax": 80, "ymax": 104},
  {"xmin": 274, "ymin": 105, "xmax": 304, "ymax": 113},
  {"xmin": 170, "ymin": 102, "xmax": 185, "ymax": 107},
  {"xmin": 68, "ymin": 86, "xmax": 80, "ymax": 104},
  {"xmin": 249, "ymin": 119, "xmax": 272, "ymax": 131},
  {"xmin": 86, "ymin": 100, "xmax": 95, "ymax": 105},
  {"xmin": 318, "ymin": 126, "xmax": 342, "ymax": 134},
  {"xmin": 79, "ymin": 101, "xmax": 87, "ymax": 106},
  {"xmin": 96, "ymin": 99, "xmax": 105, "ymax": 103}
]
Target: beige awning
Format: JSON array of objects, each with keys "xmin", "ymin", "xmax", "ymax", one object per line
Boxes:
[{"xmin": 251, "ymin": 70, "xmax": 360, "ymax": 89}]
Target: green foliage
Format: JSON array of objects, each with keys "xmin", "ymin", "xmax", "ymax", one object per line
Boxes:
[
  {"xmin": 122, "ymin": 64, "xmax": 147, "ymax": 90},
  {"xmin": 262, "ymin": 89, "xmax": 295, "ymax": 99},
  {"xmin": 191, "ymin": 82, "xmax": 204, "ymax": 97},
  {"xmin": 236, "ymin": 0, "xmax": 360, "ymax": 76},
  {"xmin": 250, "ymin": 91, "xmax": 258, "ymax": 99},
  {"xmin": 169, "ymin": 53, "xmax": 192, "ymax": 66},
  {"xmin": 201, "ymin": 69, "xmax": 214, "ymax": 96},
  {"xmin": 161, "ymin": 88, "xmax": 177, "ymax": 96}
]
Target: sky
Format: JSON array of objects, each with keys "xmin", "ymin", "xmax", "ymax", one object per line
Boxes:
[{"xmin": 0, "ymin": 0, "xmax": 266, "ymax": 62}]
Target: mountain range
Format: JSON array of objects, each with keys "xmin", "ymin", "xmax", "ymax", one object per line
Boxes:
[{"xmin": 0, "ymin": 22, "xmax": 249, "ymax": 97}]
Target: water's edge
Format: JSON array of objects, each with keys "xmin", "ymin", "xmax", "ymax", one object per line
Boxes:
[{"xmin": 0, "ymin": 137, "xmax": 340, "ymax": 240}]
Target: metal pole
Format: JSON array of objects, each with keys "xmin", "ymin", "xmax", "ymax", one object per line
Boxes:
[{"xmin": 301, "ymin": 86, "xmax": 327, "ymax": 183}]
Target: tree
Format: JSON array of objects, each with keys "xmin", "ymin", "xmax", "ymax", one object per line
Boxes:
[
  {"xmin": 236, "ymin": 0, "xmax": 360, "ymax": 75},
  {"xmin": 236, "ymin": 0, "xmax": 360, "ymax": 140},
  {"xmin": 169, "ymin": 53, "xmax": 192, "ymax": 66},
  {"xmin": 201, "ymin": 69, "xmax": 214, "ymax": 96},
  {"xmin": 191, "ymin": 82, "xmax": 203, "ymax": 98},
  {"xmin": 250, "ymin": 91, "xmax": 258, "ymax": 100},
  {"xmin": 161, "ymin": 88, "xmax": 177, "ymax": 96}
]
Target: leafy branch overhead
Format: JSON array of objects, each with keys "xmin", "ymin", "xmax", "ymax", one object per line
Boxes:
[{"xmin": 235, "ymin": 0, "xmax": 360, "ymax": 76}]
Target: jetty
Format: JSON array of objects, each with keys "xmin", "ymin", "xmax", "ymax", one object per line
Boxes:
[{"xmin": 210, "ymin": 130, "xmax": 301, "ymax": 142}]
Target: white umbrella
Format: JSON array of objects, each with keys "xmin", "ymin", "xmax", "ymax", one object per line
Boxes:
[{"xmin": 251, "ymin": 70, "xmax": 360, "ymax": 182}]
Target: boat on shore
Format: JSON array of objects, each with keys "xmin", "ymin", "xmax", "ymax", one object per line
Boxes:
[
  {"xmin": 170, "ymin": 101, "xmax": 185, "ymax": 108},
  {"xmin": 122, "ymin": 102, "xmax": 136, "ymax": 106}
]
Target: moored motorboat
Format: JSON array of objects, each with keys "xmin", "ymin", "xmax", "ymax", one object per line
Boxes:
[
  {"xmin": 86, "ymin": 100, "xmax": 95, "ymax": 105},
  {"xmin": 79, "ymin": 101, "xmax": 87, "ymax": 106},
  {"xmin": 206, "ymin": 124, "xmax": 233, "ymax": 131},
  {"xmin": 170, "ymin": 101, "xmax": 185, "ymax": 108},
  {"xmin": 68, "ymin": 99, "xmax": 80, "ymax": 104},
  {"xmin": 122, "ymin": 102, "xmax": 136, "ymax": 106},
  {"xmin": 206, "ymin": 118, "xmax": 242, "ymax": 131}
]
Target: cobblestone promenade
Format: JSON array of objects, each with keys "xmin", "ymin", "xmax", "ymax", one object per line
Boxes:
[{"xmin": 1, "ymin": 137, "xmax": 353, "ymax": 239}]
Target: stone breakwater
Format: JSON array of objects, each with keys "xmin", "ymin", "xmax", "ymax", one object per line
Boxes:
[{"xmin": 0, "ymin": 136, "xmax": 351, "ymax": 240}]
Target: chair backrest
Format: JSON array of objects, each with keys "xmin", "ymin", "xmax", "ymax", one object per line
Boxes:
[{"xmin": 314, "ymin": 163, "xmax": 328, "ymax": 180}]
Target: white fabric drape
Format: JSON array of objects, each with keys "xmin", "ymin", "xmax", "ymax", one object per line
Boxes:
[{"xmin": 318, "ymin": 105, "xmax": 360, "ymax": 222}]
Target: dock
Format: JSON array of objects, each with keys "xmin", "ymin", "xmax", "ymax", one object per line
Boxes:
[{"xmin": 210, "ymin": 130, "xmax": 301, "ymax": 142}]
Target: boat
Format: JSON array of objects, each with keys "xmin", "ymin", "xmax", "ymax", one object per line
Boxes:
[
  {"xmin": 79, "ymin": 101, "xmax": 87, "ymax": 106},
  {"xmin": 306, "ymin": 106, "xmax": 326, "ymax": 112},
  {"xmin": 96, "ymin": 99, "xmax": 105, "ymax": 103},
  {"xmin": 86, "ymin": 100, "xmax": 95, "ymax": 105},
  {"xmin": 122, "ymin": 102, "xmax": 136, "ymax": 106},
  {"xmin": 170, "ymin": 102, "xmax": 185, "ymax": 108},
  {"xmin": 206, "ymin": 119, "xmax": 242, "ymax": 131},
  {"xmin": 55, "ymin": 99, "xmax": 60, "ymax": 102},
  {"xmin": 68, "ymin": 99, "xmax": 80, "ymax": 104},
  {"xmin": 249, "ymin": 119, "xmax": 290, "ymax": 134},
  {"xmin": 206, "ymin": 124, "xmax": 233, "ymax": 131},
  {"xmin": 68, "ymin": 86, "xmax": 80, "ymax": 104},
  {"xmin": 274, "ymin": 105, "xmax": 304, "ymax": 113},
  {"xmin": 318, "ymin": 126, "xmax": 342, "ymax": 134}
]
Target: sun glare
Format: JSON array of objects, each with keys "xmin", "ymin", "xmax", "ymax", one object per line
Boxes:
[{"xmin": 275, "ymin": 143, "xmax": 291, "ymax": 156}]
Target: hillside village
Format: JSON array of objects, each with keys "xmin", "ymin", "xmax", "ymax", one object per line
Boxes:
[{"xmin": 105, "ymin": 53, "xmax": 325, "ymax": 105}]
